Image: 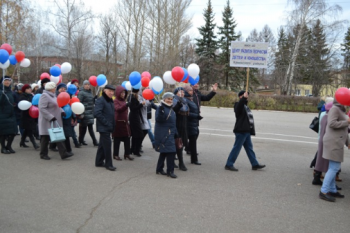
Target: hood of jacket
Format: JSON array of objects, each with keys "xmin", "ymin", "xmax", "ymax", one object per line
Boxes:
[{"xmin": 115, "ymin": 86, "xmax": 127, "ymax": 101}]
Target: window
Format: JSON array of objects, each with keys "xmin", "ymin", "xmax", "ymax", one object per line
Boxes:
[
  {"xmin": 296, "ymin": 89, "xmax": 301, "ymax": 96},
  {"xmin": 305, "ymin": 90, "xmax": 310, "ymax": 96}
]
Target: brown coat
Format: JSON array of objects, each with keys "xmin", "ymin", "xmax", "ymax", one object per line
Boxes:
[
  {"xmin": 322, "ymin": 100, "xmax": 349, "ymax": 163},
  {"xmin": 112, "ymin": 86, "xmax": 130, "ymax": 137},
  {"xmin": 38, "ymin": 90, "xmax": 63, "ymax": 135}
]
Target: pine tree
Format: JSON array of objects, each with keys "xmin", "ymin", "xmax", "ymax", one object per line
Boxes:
[
  {"xmin": 195, "ymin": 0, "xmax": 218, "ymax": 90},
  {"xmin": 274, "ymin": 27, "xmax": 291, "ymax": 93},
  {"xmin": 341, "ymin": 27, "xmax": 350, "ymax": 86}
]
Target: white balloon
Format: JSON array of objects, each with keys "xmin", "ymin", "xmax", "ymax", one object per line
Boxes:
[
  {"xmin": 125, "ymin": 81, "xmax": 132, "ymax": 91},
  {"xmin": 187, "ymin": 63, "xmax": 200, "ymax": 78},
  {"xmin": 163, "ymin": 71, "xmax": 176, "ymax": 85},
  {"xmin": 18, "ymin": 100, "xmax": 32, "ymax": 111},
  {"xmin": 61, "ymin": 62, "xmax": 72, "ymax": 74},
  {"xmin": 100, "ymin": 80, "xmax": 108, "ymax": 88},
  {"xmin": 0, "ymin": 60, "xmax": 10, "ymax": 69},
  {"xmin": 152, "ymin": 76, "xmax": 163, "ymax": 92},
  {"xmin": 71, "ymin": 102, "xmax": 85, "ymax": 115},
  {"xmin": 37, "ymin": 80, "xmax": 42, "ymax": 88},
  {"xmin": 50, "ymin": 75, "xmax": 60, "ymax": 84},
  {"xmin": 20, "ymin": 58, "xmax": 31, "ymax": 68}
]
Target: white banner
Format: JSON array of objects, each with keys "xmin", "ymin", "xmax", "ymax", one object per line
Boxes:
[{"xmin": 230, "ymin": 42, "xmax": 269, "ymax": 69}]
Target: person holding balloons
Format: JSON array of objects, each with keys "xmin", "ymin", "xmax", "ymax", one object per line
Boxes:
[
  {"xmin": 19, "ymin": 84, "xmax": 39, "ymax": 150},
  {"xmin": 0, "ymin": 76, "xmax": 17, "ymax": 154}
]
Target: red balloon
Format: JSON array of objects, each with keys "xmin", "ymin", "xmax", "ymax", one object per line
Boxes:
[
  {"xmin": 0, "ymin": 43, "xmax": 12, "ymax": 54},
  {"xmin": 141, "ymin": 71, "xmax": 151, "ymax": 80},
  {"xmin": 57, "ymin": 92, "xmax": 70, "ymax": 107},
  {"xmin": 142, "ymin": 89, "xmax": 155, "ymax": 100},
  {"xmin": 57, "ymin": 75, "xmax": 62, "ymax": 84},
  {"xmin": 141, "ymin": 77, "xmax": 150, "ymax": 87},
  {"xmin": 183, "ymin": 76, "xmax": 189, "ymax": 83},
  {"xmin": 171, "ymin": 66, "xmax": 184, "ymax": 82},
  {"xmin": 70, "ymin": 97, "xmax": 80, "ymax": 106},
  {"xmin": 335, "ymin": 87, "xmax": 350, "ymax": 106},
  {"xmin": 75, "ymin": 90, "xmax": 79, "ymax": 96},
  {"xmin": 55, "ymin": 64, "xmax": 61, "ymax": 68},
  {"xmin": 29, "ymin": 106, "xmax": 39, "ymax": 118},
  {"xmin": 89, "ymin": 76, "xmax": 97, "ymax": 87},
  {"xmin": 40, "ymin": 72, "xmax": 50, "ymax": 80},
  {"xmin": 15, "ymin": 51, "xmax": 25, "ymax": 62}
]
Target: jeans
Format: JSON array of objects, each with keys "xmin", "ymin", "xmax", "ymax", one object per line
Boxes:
[
  {"xmin": 147, "ymin": 120, "xmax": 155, "ymax": 145},
  {"xmin": 321, "ymin": 160, "xmax": 341, "ymax": 194},
  {"xmin": 226, "ymin": 133, "xmax": 259, "ymax": 167}
]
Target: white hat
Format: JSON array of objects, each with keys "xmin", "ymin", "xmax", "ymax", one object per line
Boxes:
[
  {"xmin": 31, "ymin": 83, "xmax": 38, "ymax": 90},
  {"xmin": 325, "ymin": 97, "xmax": 334, "ymax": 104},
  {"xmin": 45, "ymin": 82, "xmax": 56, "ymax": 90}
]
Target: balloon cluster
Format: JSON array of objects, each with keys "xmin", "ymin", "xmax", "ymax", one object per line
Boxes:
[
  {"xmin": 17, "ymin": 100, "xmax": 38, "ymax": 118},
  {"xmin": 57, "ymin": 92, "xmax": 85, "ymax": 117},
  {"xmin": 40, "ymin": 62, "xmax": 73, "ymax": 85},
  {"xmin": 0, "ymin": 43, "xmax": 30, "ymax": 69},
  {"xmin": 88, "ymin": 74, "xmax": 108, "ymax": 87}
]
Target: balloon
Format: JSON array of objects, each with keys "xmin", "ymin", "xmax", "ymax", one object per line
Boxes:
[
  {"xmin": 15, "ymin": 51, "xmax": 25, "ymax": 62},
  {"xmin": 75, "ymin": 90, "xmax": 79, "ymax": 95},
  {"xmin": 183, "ymin": 76, "xmax": 189, "ymax": 83},
  {"xmin": 54, "ymin": 64, "xmax": 61, "ymax": 68},
  {"xmin": 142, "ymin": 89, "xmax": 155, "ymax": 100},
  {"xmin": 9, "ymin": 55, "xmax": 17, "ymax": 65},
  {"xmin": 335, "ymin": 87, "xmax": 350, "ymax": 106},
  {"xmin": 141, "ymin": 71, "xmax": 151, "ymax": 80},
  {"xmin": 0, "ymin": 60, "xmax": 10, "ymax": 69},
  {"xmin": 171, "ymin": 66, "xmax": 184, "ymax": 82},
  {"xmin": 71, "ymin": 102, "xmax": 85, "ymax": 114},
  {"xmin": 129, "ymin": 71, "xmax": 141, "ymax": 86},
  {"xmin": 62, "ymin": 104, "xmax": 72, "ymax": 119},
  {"xmin": 100, "ymin": 80, "xmax": 108, "ymax": 88},
  {"xmin": 29, "ymin": 106, "xmax": 39, "ymax": 118},
  {"xmin": 50, "ymin": 66, "xmax": 61, "ymax": 77},
  {"xmin": 0, "ymin": 49, "xmax": 9, "ymax": 64},
  {"xmin": 58, "ymin": 75, "xmax": 62, "ymax": 85},
  {"xmin": 70, "ymin": 97, "xmax": 80, "ymax": 105},
  {"xmin": 89, "ymin": 76, "xmax": 97, "ymax": 87},
  {"xmin": 125, "ymin": 81, "xmax": 132, "ymax": 91},
  {"xmin": 152, "ymin": 87, "xmax": 163, "ymax": 95},
  {"xmin": 37, "ymin": 80, "xmax": 42, "ymax": 88},
  {"xmin": 141, "ymin": 77, "xmax": 150, "ymax": 87},
  {"xmin": 32, "ymin": 94, "xmax": 41, "ymax": 105},
  {"xmin": 0, "ymin": 43, "xmax": 12, "ymax": 55},
  {"xmin": 132, "ymin": 81, "xmax": 141, "ymax": 89},
  {"xmin": 181, "ymin": 68, "xmax": 188, "ymax": 82},
  {"xmin": 20, "ymin": 58, "xmax": 31, "ymax": 68},
  {"xmin": 40, "ymin": 72, "xmax": 50, "ymax": 80},
  {"xmin": 61, "ymin": 62, "xmax": 72, "ymax": 74},
  {"xmin": 151, "ymin": 76, "xmax": 163, "ymax": 93},
  {"xmin": 57, "ymin": 92, "xmax": 70, "ymax": 107},
  {"xmin": 188, "ymin": 63, "xmax": 200, "ymax": 78},
  {"xmin": 18, "ymin": 100, "xmax": 32, "ymax": 111},
  {"xmin": 67, "ymin": 84, "xmax": 77, "ymax": 95},
  {"xmin": 189, "ymin": 75, "xmax": 200, "ymax": 85},
  {"xmin": 121, "ymin": 81, "xmax": 127, "ymax": 90},
  {"xmin": 163, "ymin": 71, "xmax": 176, "ymax": 85},
  {"xmin": 96, "ymin": 74, "xmax": 107, "ymax": 86},
  {"xmin": 50, "ymin": 75, "xmax": 60, "ymax": 84}
]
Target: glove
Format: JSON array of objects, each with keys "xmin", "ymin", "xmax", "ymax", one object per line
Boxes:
[
  {"xmin": 198, "ymin": 115, "xmax": 203, "ymax": 120},
  {"xmin": 62, "ymin": 112, "xmax": 66, "ymax": 117},
  {"xmin": 159, "ymin": 105, "xmax": 164, "ymax": 112},
  {"xmin": 50, "ymin": 117, "xmax": 57, "ymax": 122}
]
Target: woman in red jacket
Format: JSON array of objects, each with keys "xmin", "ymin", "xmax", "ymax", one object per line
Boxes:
[{"xmin": 112, "ymin": 86, "xmax": 134, "ymax": 161}]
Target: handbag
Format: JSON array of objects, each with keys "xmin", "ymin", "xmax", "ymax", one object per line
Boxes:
[
  {"xmin": 48, "ymin": 121, "xmax": 66, "ymax": 143},
  {"xmin": 175, "ymin": 138, "xmax": 183, "ymax": 149},
  {"xmin": 309, "ymin": 116, "xmax": 319, "ymax": 133}
]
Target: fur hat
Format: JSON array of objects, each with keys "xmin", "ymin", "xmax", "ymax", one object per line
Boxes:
[
  {"xmin": 31, "ymin": 83, "xmax": 38, "ymax": 90},
  {"xmin": 162, "ymin": 92, "xmax": 174, "ymax": 100},
  {"xmin": 71, "ymin": 79, "xmax": 79, "ymax": 85},
  {"xmin": 45, "ymin": 82, "xmax": 56, "ymax": 90},
  {"xmin": 21, "ymin": 84, "xmax": 31, "ymax": 93},
  {"xmin": 41, "ymin": 78, "xmax": 51, "ymax": 86}
]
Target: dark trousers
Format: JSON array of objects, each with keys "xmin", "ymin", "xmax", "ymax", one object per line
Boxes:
[
  {"xmin": 79, "ymin": 124, "xmax": 97, "ymax": 144},
  {"xmin": 156, "ymin": 152, "xmax": 176, "ymax": 173},
  {"xmin": 95, "ymin": 132, "xmax": 113, "ymax": 167},
  {"xmin": 40, "ymin": 135, "xmax": 67, "ymax": 158},
  {"xmin": 113, "ymin": 137, "xmax": 131, "ymax": 156},
  {"xmin": 131, "ymin": 130, "xmax": 147, "ymax": 154},
  {"xmin": 71, "ymin": 126, "xmax": 78, "ymax": 145},
  {"xmin": 188, "ymin": 135, "xmax": 198, "ymax": 163},
  {"xmin": 65, "ymin": 137, "xmax": 72, "ymax": 152},
  {"xmin": 21, "ymin": 129, "xmax": 35, "ymax": 145}
]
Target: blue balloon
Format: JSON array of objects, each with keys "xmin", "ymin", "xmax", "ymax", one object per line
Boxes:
[
  {"xmin": 189, "ymin": 75, "xmax": 200, "ymax": 85},
  {"xmin": 67, "ymin": 84, "xmax": 77, "ymax": 95},
  {"xmin": 121, "ymin": 81, "xmax": 127, "ymax": 90},
  {"xmin": 152, "ymin": 87, "xmax": 163, "ymax": 95},
  {"xmin": 32, "ymin": 94, "xmax": 41, "ymax": 106},
  {"xmin": 9, "ymin": 55, "xmax": 17, "ymax": 65},
  {"xmin": 181, "ymin": 68, "xmax": 188, "ymax": 82},
  {"xmin": 96, "ymin": 74, "xmax": 107, "ymax": 86},
  {"xmin": 62, "ymin": 104, "xmax": 72, "ymax": 119},
  {"xmin": 50, "ymin": 66, "xmax": 61, "ymax": 76},
  {"xmin": 0, "ymin": 49, "xmax": 9, "ymax": 64},
  {"xmin": 132, "ymin": 81, "xmax": 141, "ymax": 89},
  {"xmin": 129, "ymin": 71, "xmax": 141, "ymax": 86}
]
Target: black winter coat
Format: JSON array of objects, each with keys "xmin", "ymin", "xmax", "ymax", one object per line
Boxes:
[
  {"xmin": 192, "ymin": 89, "xmax": 216, "ymax": 109},
  {"xmin": 77, "ymin": 88, "xmax": 95, "ymax": 125},
  {"xmin": 20, "ymin": 93, "xmax": 35, "ymax": 130},
  {"xmin": 233, "ymin": 97, "xmax": 255, "ymax": 135},
  {"xmin": 186, "ymin": 97, "xmax": 200, "ymax": 136},
  {"xmin": 0, "ymin": 83, "xmax": 17, "ymax": 135},
  {"xmin": 36, "ymin": 87, "xmax": 44, "ymax": 94},
  {"xmin": 128, "ymin": 94, "xmax": 144, "ymax": 138},
  {"xmin": 12, "ymin": 91, "xmax": 22, "ymax": 120},
  {"xmin": 94, "ymin": 92, "xmax": 115, "ymax": 133},
  {"xmin": 147, "ymin": 100, "xmax": 158, "ymax": 119}
]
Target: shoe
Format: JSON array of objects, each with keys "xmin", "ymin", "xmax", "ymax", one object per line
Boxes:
[
  {"xmin": 113, "ymin": 156, "xmax": 122, "ymax": 161},
  {"xmin": 106, "ymin": 166, "xmax": 116, "ymax": 171},
  {"xmin": 1, "ymin": 148, "xmax": 11, "ymax": 154},
  {"xmin": 174, "ymin": 164, "xmax": 179, "ymax": 168},
  {"xmin": 252, "ymin": 164, "xmax": 266, "ymax": 170},
  {"xmin": 75, "ymin": 143, "xmax": 81, "ymax": 148},
  {"xmin": 167, "ymin": 172, "xmax": 177, "ymax": 178},
  {"xmin": 312, "ymin": 171, "xmax": 323, "ymax": 185},
  {"xmin": 156, "ymin": 170, "xmax": 167, "ymax": 175},
  {"xmin": 50, "ymin": 148, "xmax": 58, "ymax": 152},
  {"xmin": 20, "ymin": 142, "xmax": 29, "ymax": 148},
  {"xmin": 33, "ymin": 144, "xmax": 40, "ymax": 150},
  {"xmin": 336, "ymin": 175, "xmax": 342, "ymax": 182},
  {"xmin": 336, "ymin": 185, "xmax": 342, "ymax": 191},
  {"xmin": 93, "ymin": 142, "xmax": 99, "ymax": 147},
  {"xmin": 179, "ymin": 163, "xmax": 187, "ymax": 171},
  {"xmin": 328, "ymin": 192, "xmax": 344, "ymax": 198},
  {"xmin": 61, "ymin": 152, "xmax": 74, "ymax": 160},
  {"xmin": 133, "ymin": 153, "xmax": 142, "ymax": 157},
  {"xmin": 80, "ymin": 141, "xmax": 88, "ymax": 146},
  {"xmin": 319, "ymin": 192, "xmax": 336, "ymax": 202},
  {"xmin": 139, "ymin": 149, "xmax": 144, "ymax": 153},
  {"xmin": 124, "ymin": 155, "xmax": 134, "ymax": 160},
  {"xmin": 40, "ymin": 155, "xmax": 51, "ymax": 160},
  {"xmin": 96, "ymin": 163, "xmax": 105, "ymax": 167},
  {"xmin": 191, "ymin": 161, "xmax": 201, "ymax": 165},
  {"xmin": 6, "ymin": 147, "xmax": 15, "ymax": 153},
  {"xmin": 225, "ymin": 165, "xmax": 238, "ymax": 171}
]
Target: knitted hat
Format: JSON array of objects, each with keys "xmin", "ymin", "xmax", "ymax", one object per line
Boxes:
[
  {"xmin": 183, "ymin": 85, "xmax": 192, "ymax": 93},
  {"xmin": 56, "ymin": 83, "xmax": 67, "ymax": 91},
  {"xmin": 132, "ymin": 88, "xmax": 139, "ymax": 93},
  {"xmin": 162, "ymin": 92, "xmax": 174, "ymax": 100},
  {"xmin": 1, "ymin": 76, "xmax": 12, "ymax": 82},
  {"xmin": 41, "ymin": 78, "xmax": 51, "ymax": 86},
  {"xmin": 21, "ymin": 84, "xmax": 31, "ymax": 93},
  {"xmin": 173, "ymin": 87, "xmax": 184, "ymax": 95},
  {"xmin": 31, "ymin": 83, "xmax": 38, "ymax": 90},
  {"xmin": 17, "ymin": 83, "xmax": 24, "ymax": 91},
  {"xmin": 45, "ymin": 82, "xmax": 56, "ymax": 90},
  {"xmin": 238, "ymin": 90, "xmax": 249, "ymax": 97},
  {"xmin": 83, "ymin": 80, "xmax": 90, "ymax": 85},
  {"xmin": 71, "ymin": 79, "xmax": 79, "ymax": 85}
]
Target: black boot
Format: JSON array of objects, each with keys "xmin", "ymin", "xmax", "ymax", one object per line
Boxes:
[
  {"xmin": 29, "ymin": 135, "xmax": 40, "ymax": 150},
  {"xmin": 1, "ymin": 136, "xmax": 10, "ymax": 154},
  {"xmin": 177, "ymin": 151, "xmax": 187, "ymax": 171},
  {"xmin": 6, "ymin": 135, "xmax": 16, "ymax": 153},
  {"xmin": 20, "ymin": 135, "xmax": 29, "ymax": 148},
  {"xmin": 312, "ymin": 171, "xmax": 323, "ymax": 185}
]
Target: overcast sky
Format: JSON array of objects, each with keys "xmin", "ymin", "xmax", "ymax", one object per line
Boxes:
[{"xmin": 36, "ymin": 0, "xmax": 350, "ymax": 40}]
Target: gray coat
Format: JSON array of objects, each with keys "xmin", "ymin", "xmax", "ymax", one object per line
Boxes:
[
  {"xmin": 138, "ymin": 93, "xmax": 150, "ymax": 130},
  {"xmin": 38, "ymin": 90, "xmax": 64, "ymax": 135},
  {"xmin": 77, "ymin": 88, "xmax": 95, "ymax": 125},
  {"xmin": 322, "ymin": 100, "xmax": 349, "ymax": 163}
]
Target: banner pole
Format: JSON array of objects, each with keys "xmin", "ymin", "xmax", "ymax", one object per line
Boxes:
[{"xmin": 246, "ymin": 67, "xmax": 250, "ymax": 93}]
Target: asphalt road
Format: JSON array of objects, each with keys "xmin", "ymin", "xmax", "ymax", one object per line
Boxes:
[{"xmin": 0, "ymin": 106, "xmax": 349, "ymax": 233}]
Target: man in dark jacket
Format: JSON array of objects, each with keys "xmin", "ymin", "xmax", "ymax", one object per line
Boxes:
[
  {"xmin": 94, "ymin": 85, "xmax": 116, "ymax": 171},
  {"xmin": 192, "ymin": 83, "xmax": 217, "ymax": 110},
  {"xmin": 225, "ymin": 91, "xmax": 265, "ymax": 171}
]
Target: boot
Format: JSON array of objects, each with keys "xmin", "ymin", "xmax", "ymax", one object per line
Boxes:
[
  {"xmin": 6, "ymin": 135, "xmax": 16, "ymax": 153},
  {"xmin": 20, "ymin": 136, "xmax": 29, "ymax": 148},
  {"xmin": 177, "ymin": 150, "xmax": 187, "ymax": 171},
  {"xmin": 124, "ymin": 154, "xmax": 134, "ymax": 160},
  {"xmin": 312, "ymin": 171, "xmax": 323, "ymax": 185},
  {"xmin": 29, "ymin": 135, "xmax": 40, "ymax": 150},
  {"xmin": 1, "ymin": 136, "xmax": 10, "ymax": 154}
]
